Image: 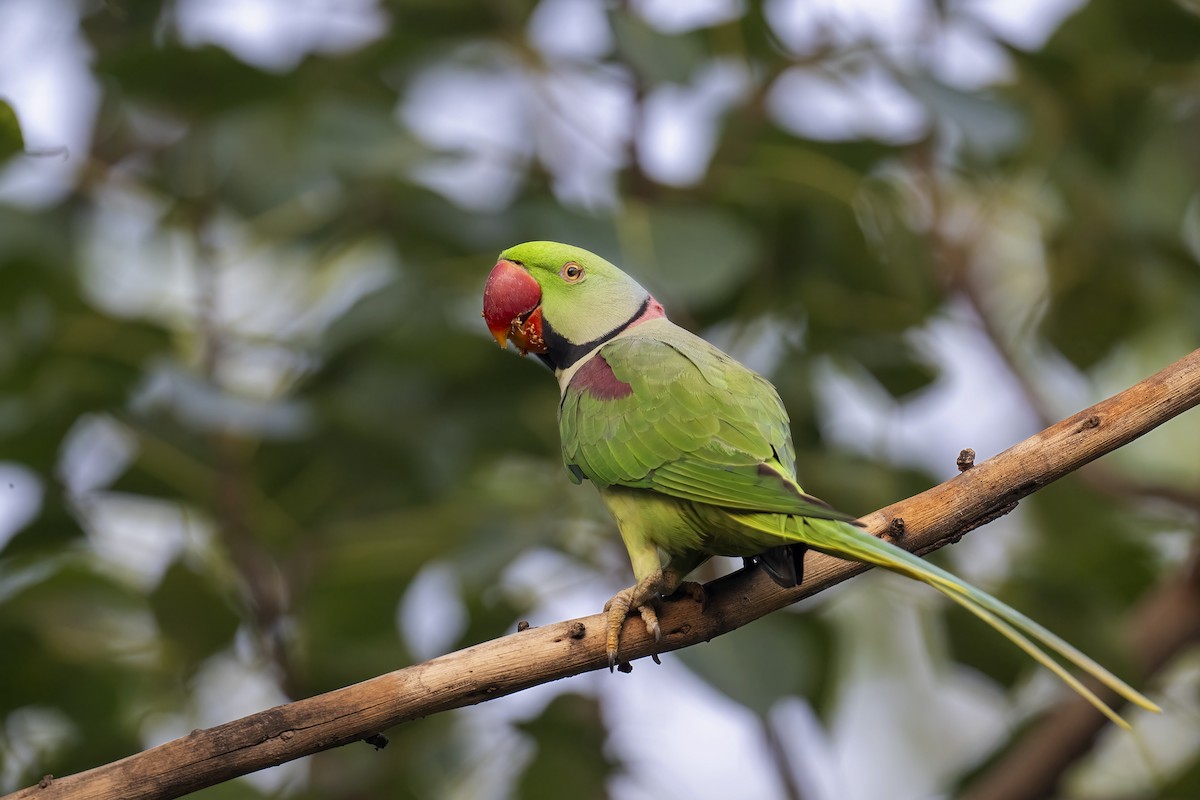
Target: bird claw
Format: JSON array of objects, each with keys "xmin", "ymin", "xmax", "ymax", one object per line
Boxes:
[
  {"xmin": 604, "ymin": 582, "xmax": 666, "ymax": 669},
  {"xmin": 605, "ymin": 587, "xmax": 634, "ymax": 670},
  {"xmin": 638, "ymin": 603, "xmax": 661, "ymax": 642},
  {"xmin": 639, "ymin": 602, "xmax": 664, "ymax": 665},
  {"xmin": 674, "ymin": 580, "xmax": 707, "ymax": 611}
]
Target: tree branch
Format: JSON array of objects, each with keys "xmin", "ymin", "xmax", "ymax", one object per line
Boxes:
[{"xmin": 9, "ymin": 348, "xmax": 1200, "ymax": 800}]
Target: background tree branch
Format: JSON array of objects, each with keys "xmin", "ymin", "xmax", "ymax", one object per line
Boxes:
[{"xmin": 8, "ymin": 348, "xmax": 1199, "ymax": 800}]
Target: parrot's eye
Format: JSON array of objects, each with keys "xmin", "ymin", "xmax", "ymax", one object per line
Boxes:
[{"xmin": 561, "ymin": 262, "xmax": 584, "ymax": 283}]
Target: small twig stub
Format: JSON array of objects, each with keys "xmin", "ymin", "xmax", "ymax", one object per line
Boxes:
[{"xmin": 362, "ymin": 734, "xmax": 389, "ymax": 751}]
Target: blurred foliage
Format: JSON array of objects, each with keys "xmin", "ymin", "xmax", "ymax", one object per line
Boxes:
[
  {"xmin": 1, "ymin": 0, "xmax": 1198, "ymax": 798},
  {"xmin": 678, "ymin": 610, "xmax": 835, "ymax": 717},
  {"xmin": 0, "ymin": 100, "xmax": 22, "ymax": 164},
  {"xmin": 514, "ymin": 694, "xmax": 619, "ymax": 800}
]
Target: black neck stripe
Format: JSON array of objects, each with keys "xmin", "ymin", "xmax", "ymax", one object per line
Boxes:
[{"xmin": 541, "ymin": 296, "xmax": 651, "ymax": 372}]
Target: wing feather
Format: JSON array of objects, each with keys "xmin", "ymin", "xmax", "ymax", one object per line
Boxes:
[{"xmin": 559, "ymin": 322, "xmax": 854, "ymax": 522}]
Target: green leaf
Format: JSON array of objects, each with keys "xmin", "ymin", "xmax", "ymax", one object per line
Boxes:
[
  {"xmin": 636, "ymin": 206, "xmax": 759, "ymax": 309},
  {"xmin": 0, "ymin": 563, "xmax": 148, "ymax": 778},
  {"xmin": 94, "ymin": 45, "xmax": 291, "ymax": 117},
  {"xmin": 902, "ymin": 78, "xmax": 1026, "ymax": 158},
  {"xmin": 845, "ymin": 336, "xmax": 940, "ymax": 399},
  {"xmin": 0, "ymin": 98, "xmax": 24, "ymax": 163},
  {"xmin": 1041, "ymin": 245, "xmax": 1142, "ymax": 369},
  {"xmin": 611, "ymin": 16, "xmax": 704, "ymax": 85},
  {"xmin": 150, "ymin": 561, "xmax": 241, "ymax": 673},
  {"xmin": 1157, "ymin": 746, "xmax": 1200, "ymax": 800}
]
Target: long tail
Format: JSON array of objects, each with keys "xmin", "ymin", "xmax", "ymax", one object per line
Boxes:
[{"xmin": 731, "ymin": 512, "xmax": 1160, "ymax": 729}]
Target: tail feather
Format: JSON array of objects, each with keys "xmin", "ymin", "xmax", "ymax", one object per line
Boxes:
[
  {"xmin": 731, "ymin": 512, "xmax": 1160, "ymax": 726},
  {"xmin": 933, "ymin": 583, "xmax": 1134, "ymax": 729}
]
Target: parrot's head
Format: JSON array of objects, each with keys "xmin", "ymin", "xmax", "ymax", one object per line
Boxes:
[{"xmin": 482, "ymin": 241, "xmax": 664, "ymax": 371}]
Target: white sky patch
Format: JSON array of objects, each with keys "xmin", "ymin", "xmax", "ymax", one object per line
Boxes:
[
  {"xmin": 825, "ymin": 577, "xmax": 1008, "ymax": 800},
  {"xmin": 57, "ymin": 414, "xmax": 137, "ymax": 499},
  {"xmin": 81, "ymin": 182, "xmax": 395, "ymax": 398},
  {"xmin": 528, "ymin": 65, "xmax": 634, "ymax": 208},
  {"xmin": 79, "ymin": 494, "xmax": 193, "ymax": 591},
  {"xmin": 929, "ymin": 19, "xmax": 1014, "ymax": 89},
  {"xmin": 638, "ymin": 59, "xmax": 749, "ymax": 186},
  {"xmin": 766, "ymin": 0, "xmax": 929, "ymax": 56},
  {"xmin": 0, "ymin": 0, "xmax": 99, "ymax": 207},
  {"xmin": 768, "ymin": 699, "xmax": 844, "ymax": 800},
  {"xmin": 964, "ymin": 0, "xmax": 1088, "ymax": 50},
  {"xmin": 130, "ymin": 364, "xmax": 314, "ymax": 439},
  {"xmin": 766, "ymin": 0, "xmax": 1077, "ymax": 72},
  {"xmin": 404, "ymin": 29, "xmax": 640, "ymax": 210},
  {"xmin": 174, "ymin": 0, "xmax": 388, "ymax": 73},
  {"xmin": 405, "ymin": 54, "xmax": 635, "ymax": 210},
  {"xmin": 450, "ymin": 549, "xmax": 617, "ymax": 798},
  {"xmin": 808, "ymin": 301, "xmax": 1047, "ymax": 586},
  {"xmin": 605, "ymin": 656, "xmax": 795, "ymax": 800},
  {"xmin": 0, "ymin": 463, "xmax": 42, "ymax": 552},
  {"xmin": 769, "ymin": 61, "xmax": 928, "ymax": 144},
  {"xmin": 500, "ymin": 547, "xmax": 620, "ymax": 631},
  {"xmin": 184, "ymin": 647, "xmax": 307, "ymax": 794},
  {"xmin": 1183, "ymin": 192, "xmax": 1200, "ymax": 265},
  {"xmin": 401, "ymin": 55, "xmax": 533, "ymax": 211},
  {"xmin": 496, "ymin": 545, "xmax": 839, "ymax": 800},
  {"xmin": 210, "ymin": 341, "xmax": 317, "ymax": 402},
  {"xmin": 527, "ymin": 0, "xmax": 614, "ymax": 61},
  {"xmin": 442, "ymin": 706, "xmax": 535, "ymax": 800},
  {"xmin": 703, "ymin": 314, "xmax": 801, "ymax": 378},
  {"xmin": 632, "ymin": 0, "xmax": 745, "ymax": 33},
  {"xmin": 214, "ymin": 232, "xmax": 397, "ymax": 343},
  {"xmin": 814, "ymin": 302, "xmax": 1042, "ymax": 478},
  {"xmin": 765, "ymin": 0, "xmax": 1021, "ymax": 92},
  {"xmin": 398, "ymin": 560, "xmax": 468, "ymax": 662},
  {"xmin": 1, "ymin": 706, "xmax": 76, "ymax": 792},
  {"xmin": 1072, "ymin": 655, "xmax": 1200, "ymax": 797}
]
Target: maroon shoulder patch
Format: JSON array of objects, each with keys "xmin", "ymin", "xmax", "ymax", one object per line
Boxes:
[{"xmin": 572, "ymin": 353, "xmax": 633, "ymax": 400}]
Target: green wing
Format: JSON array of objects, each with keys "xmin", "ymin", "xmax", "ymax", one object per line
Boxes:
[{"xmin": 559, "ymin": 323, "xmax": 850, "ymax": 522}]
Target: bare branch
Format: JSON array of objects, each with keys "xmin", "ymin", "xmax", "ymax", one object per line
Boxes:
[{"xmin": 8, "ymin": 348, "xmax": 1200, "ymax": 800}]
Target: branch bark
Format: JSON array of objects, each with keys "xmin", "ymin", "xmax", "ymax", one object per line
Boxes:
[{"xmin": 9, "ymin": 348, "xmax": 1200, "ymax": 800}]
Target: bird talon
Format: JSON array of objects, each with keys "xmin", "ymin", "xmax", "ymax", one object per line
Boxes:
[
  {"xmin": 638, "ymin": 603, "xmax": 661, "ymax": 642},
  {"xmin": 675, "ymin": 580, "xmax": 707, "ymax": 611},
  {"xmin": 605, "ymin": 588, "xmax": 634, "ymax": 668},
  {"xmin": 603, "ymin": 572, "xmax": 676, "ymax": 669}
]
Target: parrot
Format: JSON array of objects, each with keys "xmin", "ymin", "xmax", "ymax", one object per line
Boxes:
[{"xmin": 482, "ymin": 240, "xmax": 1158, "ymax": 728}]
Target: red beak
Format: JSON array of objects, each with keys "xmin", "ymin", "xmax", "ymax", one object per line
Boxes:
[{"xmin": 482, "ymin": 259, "xmax": 547, "ymax": 355}]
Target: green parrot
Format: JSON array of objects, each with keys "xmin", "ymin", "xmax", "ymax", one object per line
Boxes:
[{"xmin": 482, "ymin": 241, "xmax": 1158, "ymax": 728}]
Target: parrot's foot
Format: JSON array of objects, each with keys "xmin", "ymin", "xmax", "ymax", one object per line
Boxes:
[
  {"xmin": 603, "ymin": 570, "xmax": 676, "ymax": 670},
  {"xmin": 639, "ymin": 603, "xmax": 663, "ymax": 665},
  {"xmin": 672, "ymin": 580, "xmax": 707, "ymax": 611}
]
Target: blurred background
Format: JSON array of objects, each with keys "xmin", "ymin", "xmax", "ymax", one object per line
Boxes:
[{"xmin": 2, "ymin": 0, "xmax": 1199, "ymax": 798}]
